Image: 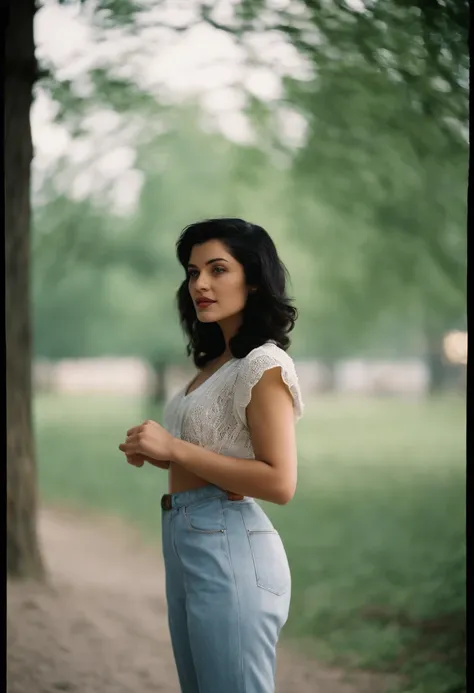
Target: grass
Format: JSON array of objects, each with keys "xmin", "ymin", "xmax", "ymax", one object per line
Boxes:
[{"xmin": 34, "ymin": 392, "xmax": 466, "ymax": 693}]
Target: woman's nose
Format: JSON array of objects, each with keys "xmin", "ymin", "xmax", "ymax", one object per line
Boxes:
[{"xmin": 195, "ymin": 272, "xmax": 210, "ymax": 291}]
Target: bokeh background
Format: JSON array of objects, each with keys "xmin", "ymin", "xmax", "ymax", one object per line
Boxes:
[{"xmin": 19, "ymin": 1, "xmax": 470, "ymax": 692}]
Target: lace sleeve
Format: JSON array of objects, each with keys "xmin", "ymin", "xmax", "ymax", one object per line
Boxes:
[{"xmin": 233, "ymin": 344, "xmax": 304, "ymax": 426}]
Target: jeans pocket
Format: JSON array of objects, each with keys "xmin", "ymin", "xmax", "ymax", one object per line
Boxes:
[
  {"xmin": 240, "ymin": 504, "xmax": 291, "ymax": 595},
  {"xmin": 184, "ymin": 497, "xmax": 226, "ymax": 534},
  {"xmin": 246, "ymin": 530, "xmax": 291, "ymax": 596}
]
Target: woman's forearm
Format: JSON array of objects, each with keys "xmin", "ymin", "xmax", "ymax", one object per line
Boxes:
[{"xmin": 169, "ymin": 438, "xmax": 293, "ymax": 505}]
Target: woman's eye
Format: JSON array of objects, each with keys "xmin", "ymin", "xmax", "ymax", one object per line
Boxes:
[{"xmin": 187, "ymin": 266, "xmax": 225, "ymax": 279}]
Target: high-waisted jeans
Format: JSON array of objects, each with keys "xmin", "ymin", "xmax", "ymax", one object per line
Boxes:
[{"xmin": 161, "ymin": 485, "xmax": 291, "ymax": 693}]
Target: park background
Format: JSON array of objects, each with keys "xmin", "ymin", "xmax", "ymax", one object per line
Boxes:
[{"xmin": 7, "ymin": 2, "xmax": 467, "ymax": 693}]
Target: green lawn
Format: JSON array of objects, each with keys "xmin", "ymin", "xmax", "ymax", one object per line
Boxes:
[{"xmin": 34, "ymin": 393, "xmax": 466, "ymax": 693}]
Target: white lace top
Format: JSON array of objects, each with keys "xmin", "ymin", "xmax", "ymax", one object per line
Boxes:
[{"xmin": 163, "ymin": 342, "xmax": 304, "ymax": 459}]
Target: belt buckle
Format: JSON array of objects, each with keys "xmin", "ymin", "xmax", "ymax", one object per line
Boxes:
[{"xmin": 161, "ymin": 494, "xmax": 172, "ymax": 511}]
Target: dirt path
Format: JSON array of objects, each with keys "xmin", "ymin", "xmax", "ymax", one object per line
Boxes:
[{"xmin": 7, "ymin": 508, "xmax": 391, "ymax": 693}]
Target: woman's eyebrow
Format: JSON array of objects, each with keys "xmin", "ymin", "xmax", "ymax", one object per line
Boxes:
[{"xmin": 187, "ymin": 258, "xmax": 229, "ymax": 268}]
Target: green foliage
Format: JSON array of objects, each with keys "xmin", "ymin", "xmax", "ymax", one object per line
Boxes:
[
  {"xmin": 92, "ymin": 0, "xmax": 143, "ymax": 26},
  {"xmin": 235, "ymin": 0, "xmax": 468, "ymax": 352},
  {"xmin": 35, "ymin": 393, "xmax": 466, "ymax": 692},
  {"xmin": 58, "ymin": 0, "xmax": 143, "ymax": 25},
  {"xmin": 33, "ymin": 103, "xmax": 302, "ymax": 361},
  {"xmin": 172, "ymin": 2, "xmax": 467, "ymax": 363},
  {"xmin": 39, "ymin": 67, "xmax": 160, "ymax": 137},
  {"xmin": 288, "ymin": 63, "xmax": 467, "ymax": 300},
  {"xmin": 35, "ymin": 0, "xmax": 467, "ymax": 365}
]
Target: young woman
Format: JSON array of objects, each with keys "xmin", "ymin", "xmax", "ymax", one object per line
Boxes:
[{"xmin": 119, "ymin": 218, "xmax": 304, "ymax": 693}]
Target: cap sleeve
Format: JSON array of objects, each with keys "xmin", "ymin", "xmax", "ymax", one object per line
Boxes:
[{"xmin": 234, "ymin": 343, "xmax": 304, "ymax": 425}]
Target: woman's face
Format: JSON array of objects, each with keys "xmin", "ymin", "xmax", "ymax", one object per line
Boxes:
[{"xmin": 187, "ymin": 239, "xmax": 249, "ymax": 325}]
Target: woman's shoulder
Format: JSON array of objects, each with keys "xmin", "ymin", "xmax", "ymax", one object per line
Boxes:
[
  {"xmin": 234, "ymin": 340, "xmax": 304, "ymax": 421},
  {"xmin": 237, "ymin": 341, "xmax": 299, "ymax": 384},
  {"xmin": 243, "ymin": 341, "xmax": 296, "ymax": 367}
]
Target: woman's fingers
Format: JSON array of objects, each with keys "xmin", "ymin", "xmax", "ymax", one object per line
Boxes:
[
  {"xmin": 119, "ymin": 432, "xmax": 140, "ymax": 454},
  {"xmin": 120, "ymin": 442, "xmax": 135, "ymax": 454},
  {"xmin": 126, "ymin": 425, "xmax": 141, "ymax": 437},
  {"xmin": 121, "ymin": 426, "xmax": 169, "ymax": 469},
  {"xmin": 122, "ymin": 445, "xmax": 169, "ymax": 471},
  {"xmin": 128, "ymin": 458, "xmax": 144, "ymax": 467},
  {"xmin": 126, "ymin": 420, "xmax": 160, "ymax": 437},
  {"xmin": 127, "ymin": 452, "xmax": 145, "ymax": 467}
]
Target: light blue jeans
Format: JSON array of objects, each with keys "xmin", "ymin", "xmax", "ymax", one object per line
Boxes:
[{"xmin": 161, "ymin": 485, "xmax": 292, "ymax": 693}]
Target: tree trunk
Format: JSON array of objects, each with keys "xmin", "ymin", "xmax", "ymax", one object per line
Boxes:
[{"xmin": 5, "ymin": 0, "xmax": 45, "ymax": 579}]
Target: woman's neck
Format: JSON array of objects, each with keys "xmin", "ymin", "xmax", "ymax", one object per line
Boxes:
[{"xmin": 218, "ymin": 313, "xmax": 242, "ymax": 353}]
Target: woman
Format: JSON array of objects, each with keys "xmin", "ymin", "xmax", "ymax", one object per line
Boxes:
[{"xmin": 119, "ymin": 218, "xmax": 304, "ymax": 693}]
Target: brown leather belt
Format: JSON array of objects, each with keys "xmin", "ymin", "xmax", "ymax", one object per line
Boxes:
[{"xmin": 161, "ymin": 490, "xmax": 244, "ymax": 511}]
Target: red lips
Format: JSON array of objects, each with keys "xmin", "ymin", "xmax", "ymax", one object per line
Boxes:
[{"xmin": 196, "ymin": 298, "xmax": 216, "ymax": 307}]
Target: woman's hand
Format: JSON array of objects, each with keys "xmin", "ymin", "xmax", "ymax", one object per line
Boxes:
[{"xmin": 119, "ymin": 420, "xmax": 175, "ymax": 463}]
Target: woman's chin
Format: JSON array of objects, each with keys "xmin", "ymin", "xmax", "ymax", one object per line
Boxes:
[{"xmin": 196, "ymin": 314, "xmax": 218, "ymax": 323}]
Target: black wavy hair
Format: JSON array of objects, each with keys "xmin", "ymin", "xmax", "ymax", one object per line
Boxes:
[{"xmin": 175, "ymin": 218, "xmax": 298, "ymax": 368}]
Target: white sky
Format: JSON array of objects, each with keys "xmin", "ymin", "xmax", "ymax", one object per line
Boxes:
[{"xmin": 32, "ymin": 1, "xmax": 310, "ymax": 211}]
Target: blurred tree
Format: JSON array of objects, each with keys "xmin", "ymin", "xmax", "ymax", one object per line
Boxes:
[
  {"xmin": 285, "ymin": 43, "xmax": 467, "ymax": 389},
  {"xmin": 224, "ymin": 0, "xmax": 468, "ymax": 386},
  {"xmin": 6, "ymin": 0, "xmax": 45, "ymax": 579}
]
